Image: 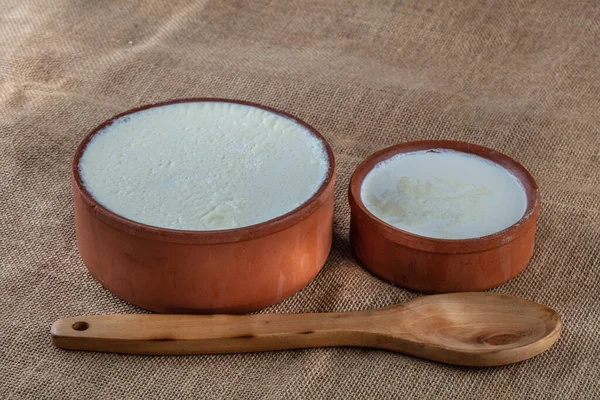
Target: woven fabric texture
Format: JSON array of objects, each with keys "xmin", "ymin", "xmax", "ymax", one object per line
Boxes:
[{"xmin": 1, "ymin": 0, "xmax": 599, "ymax": 398}]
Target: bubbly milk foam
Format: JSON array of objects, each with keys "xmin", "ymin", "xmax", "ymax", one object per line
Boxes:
[
  {"xmin": 360, "ymin": 150, "xmax": 527, "ymax": 239},
  {"xmin": 79, "ymin": 102, "xmax": 329, "ymax": 230}
]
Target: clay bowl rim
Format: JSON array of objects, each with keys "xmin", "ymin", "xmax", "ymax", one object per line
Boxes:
[
  {"xmin": 349, "ymin": 140, "xmax": 540, "ymax": 254},
  {"xmin": 72, "ymin": 97, "xmax": 335, "ymax": 245}
]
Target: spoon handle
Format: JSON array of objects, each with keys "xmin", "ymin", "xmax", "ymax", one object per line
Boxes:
[{"xmin": 51, "ymin": 312, "xmax": 381, "ymax": 355}]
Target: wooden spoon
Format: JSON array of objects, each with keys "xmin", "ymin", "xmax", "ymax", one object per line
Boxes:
[{"xmin": 51, "ymin": 292, "xmax": 561, "ymax": 366}]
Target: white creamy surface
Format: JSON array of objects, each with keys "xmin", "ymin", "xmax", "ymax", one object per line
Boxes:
[
  {"xmin": 360, "ymin": 150, "xmax": 527, "ymax": 239},
  {"xmin": 79, "ymin": 101, "xmax": 329, "ymax": 230}
]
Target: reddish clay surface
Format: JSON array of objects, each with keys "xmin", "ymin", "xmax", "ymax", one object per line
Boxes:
[
  {"xmin": 349, "ymin": 141, "xmax": 540, "ymax": 293},
  {"xmin": 72, "ymin": 98, "xmax": 335, "ymax": 313}
]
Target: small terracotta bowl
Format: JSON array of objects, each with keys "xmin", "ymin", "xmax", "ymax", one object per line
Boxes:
[
  {"xmin": 72, "ymin": 98, "xmax": 335, "ymax": 313},
  {"xmin": 349, "ymin": 140, "xmax": 540, "ymax": 293}
]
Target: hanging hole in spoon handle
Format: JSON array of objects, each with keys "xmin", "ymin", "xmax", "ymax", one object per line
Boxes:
[
  {"xmin": 50, "ymin": 293, "xmax": 562, "ymax": 367},
  {"xmin": 71, "ymin": 321, "xmax": 89, "ymax": 331}
]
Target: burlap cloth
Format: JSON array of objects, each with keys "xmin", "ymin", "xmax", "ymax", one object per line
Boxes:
[{"xmin": 2, "ymin": 0, "xmax": 599, "ymax": 398}]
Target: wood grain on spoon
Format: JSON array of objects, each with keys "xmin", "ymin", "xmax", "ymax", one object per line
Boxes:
[{"xmin": 50, "ymin": 293, "xmax": 561, "ymax": 367}]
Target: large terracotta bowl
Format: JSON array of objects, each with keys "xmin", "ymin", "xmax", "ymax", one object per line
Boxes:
[
  {"xmin": 72, "ymin": 98, "xmax": 335, "ymax": 313},
  {"xmin": 349, "ymin": 141, "xmax": 540, "ymax": 293}
]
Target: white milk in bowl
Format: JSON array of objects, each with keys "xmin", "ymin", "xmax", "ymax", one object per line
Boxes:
[
  {"xmin": 79, "ymin": 101, "xmax": 330, "ymax": 230},
  {"xmin": 360, "ymin": 149, "xmax": 527, "ymax": 239}
]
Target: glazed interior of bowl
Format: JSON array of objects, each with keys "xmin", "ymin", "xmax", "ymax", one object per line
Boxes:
[
  {"xmin": 349, "ymin": 140, "xmax": 539, "ymax": 252},
  {"xmin": 72, "ymin": 98, "xmax": 336, "ymax": 244}
]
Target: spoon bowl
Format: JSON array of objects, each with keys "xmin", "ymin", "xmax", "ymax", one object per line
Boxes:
[
  {"xmin": 375, "ymin": 293, "xmax": 561, "ymax": 366},
  {"xmin": 51, "ymin": 292, "xmax": 561, "ymax": 367}
]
